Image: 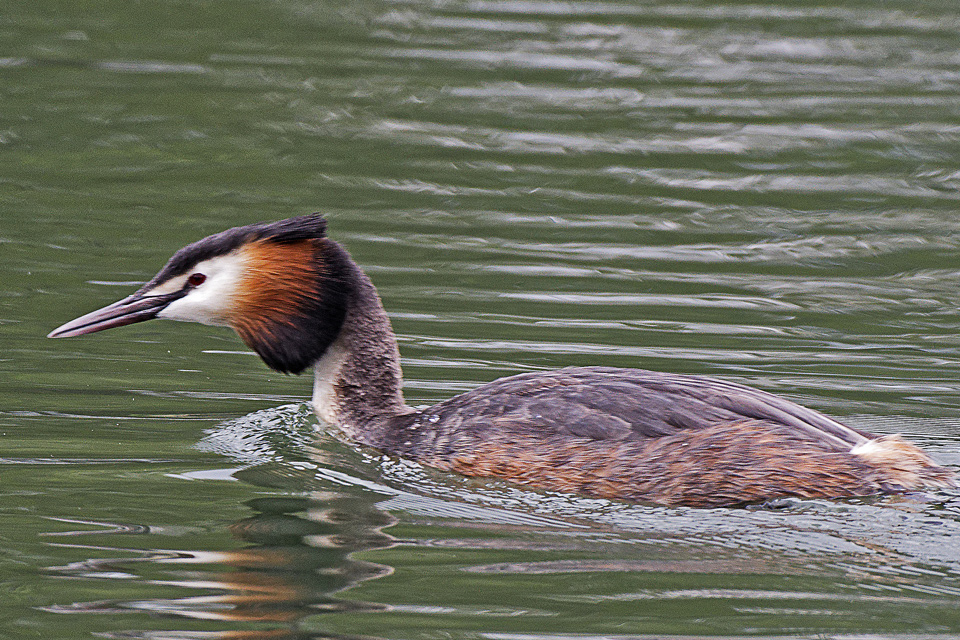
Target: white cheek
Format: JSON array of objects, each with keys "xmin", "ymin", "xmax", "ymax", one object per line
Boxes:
[
  {"xmin": 160, "ymin": 287, "xmax": 233, "ymax": 326},
  {"xmin": 156, "ymin": 254, "xmax": 245, "ymax": 326}
]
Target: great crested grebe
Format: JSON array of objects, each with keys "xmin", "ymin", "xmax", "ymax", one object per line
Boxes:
[{"xmin": 49, "ymin": 215, "xmax": 955, "ymax": 506}]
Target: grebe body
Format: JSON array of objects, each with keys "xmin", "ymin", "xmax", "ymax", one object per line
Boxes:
[{"xmin": 49, "ymin": 215, "xmax": 955, "ymax": 506}]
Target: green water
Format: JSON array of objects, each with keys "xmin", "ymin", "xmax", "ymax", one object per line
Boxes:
[{"xmin": 3, "ymin": 1, "xmax": 960, "ymax": 638}]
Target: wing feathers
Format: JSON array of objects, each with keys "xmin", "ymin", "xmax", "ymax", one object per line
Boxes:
[{"xmin": 425, "ymin": 366, "xmax": 865, "ymax": 450}]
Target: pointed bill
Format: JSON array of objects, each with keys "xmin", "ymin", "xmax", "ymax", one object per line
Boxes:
[{"xmin": 48, "ymin": 291, "xmax": 186, "ymax": 338}]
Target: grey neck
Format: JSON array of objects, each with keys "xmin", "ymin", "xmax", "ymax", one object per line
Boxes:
[{"xmin": 311, "ymin": 268, "xmax": 411, "ymax": 443}]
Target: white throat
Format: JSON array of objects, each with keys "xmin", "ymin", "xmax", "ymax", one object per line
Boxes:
[{"xmin": 311, "ymin": 333, "xmax": 349, "ymax": 425}]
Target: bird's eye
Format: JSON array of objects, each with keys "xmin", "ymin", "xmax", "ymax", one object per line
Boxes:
[{"xmin": 187, "ymin": 273, "xmax": 207, "ymax": 287}]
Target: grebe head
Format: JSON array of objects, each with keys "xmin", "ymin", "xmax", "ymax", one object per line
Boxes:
[{"xmin": 48, "ymin": 214, "xmax": 350, "ymax": 374}]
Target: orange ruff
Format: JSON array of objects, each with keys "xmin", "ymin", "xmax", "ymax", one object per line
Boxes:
[{"xmin": 230, "ymin": 240, "xmax": 322, "ymax": 345}]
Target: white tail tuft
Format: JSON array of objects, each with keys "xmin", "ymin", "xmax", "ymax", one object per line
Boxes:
[{"xmin": 852, "ymin": 435, "xmax": 956, "ymax": 489}]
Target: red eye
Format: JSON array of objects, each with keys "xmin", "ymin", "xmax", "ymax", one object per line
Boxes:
[{"xmin": 187, "ymin": 273, "xmax": 206, "ymax": 287}]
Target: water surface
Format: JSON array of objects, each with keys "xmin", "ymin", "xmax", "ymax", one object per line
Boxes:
[{"xmin": 2, "ymin": 0, "xmax": 960, "ymax": 638}]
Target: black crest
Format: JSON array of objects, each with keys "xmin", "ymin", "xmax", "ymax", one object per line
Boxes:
[{"xmin": 141, "ymin": 214, "xmax": 330, "ymax": 292}]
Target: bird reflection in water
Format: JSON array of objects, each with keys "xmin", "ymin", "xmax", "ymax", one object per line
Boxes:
[{"xmin": 42, "ymin": 487, "xmax": 396, "ymax": 639}]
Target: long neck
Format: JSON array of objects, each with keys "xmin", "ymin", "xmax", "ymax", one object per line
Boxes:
[{"xmin": 312, "ymin": 257, "xmax": 412, "ymax": 443}]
